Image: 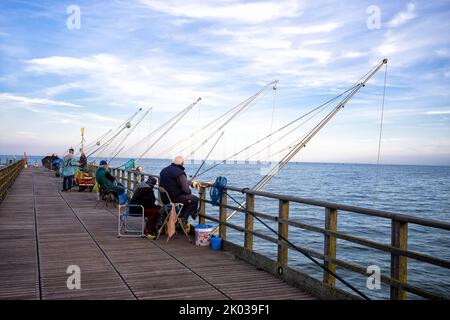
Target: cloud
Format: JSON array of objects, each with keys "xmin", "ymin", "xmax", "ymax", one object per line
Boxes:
[
  {"xmin": 388, "ymin": 3, "xmax": 416, "ymax": 28},
  {"xmin": 424, "ymin": 109, "xmax": 450, "ymax": 115},
  {"xmin": 278, "ymin": 22, "xmax": 342, "ymax": 35},
  {"xmin": 0, "ymin": 92, "xmax": 83, "ymax": 108},
  {"xmin": 45, "ymin": 82, "xmax": 82, "ymax": 97},
  {"xmin": 24, "ymin": 53, "xmax": 238, "ymax": 116},
  {"xmin": 139, "ymin": 0, "xmax": 303, "ymax": 24}
]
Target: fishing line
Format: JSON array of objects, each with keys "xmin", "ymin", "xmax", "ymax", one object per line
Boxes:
[
  {"xmin": 197, "ymin": 84, "xmax": 359, "ymax": 178},
  {"xmin": 87, "ymin": 109, "xmax": 142, "ymax": 158},
  {"xmin": 108, "ymin": 108, "xmax": 151, "ymax": 163},
  {"xmin": 135, "ymin": 98, "xmax": 201, "ymax": 163},
  {"xmin": 192, "ymin": 131, "xmax": 225, "ymax": 180},
  {"xmin": 266, "ymin": 84, "xmax": 277, "ymax": 163},
  {"xmin": 373, "ymin": 63, "xmax": 388, "ymax": 204},
  {"xmin": 181, "ymin": 81, "xmax": 278, "ymax": 159}
]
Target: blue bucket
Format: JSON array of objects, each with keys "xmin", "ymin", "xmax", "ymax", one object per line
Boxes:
[{"xmin": 210, "ymin": 236, "xmax": 222, "ymax": 251}]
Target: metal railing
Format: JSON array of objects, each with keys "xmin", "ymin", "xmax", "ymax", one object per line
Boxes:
[
  {"xmin": 0, "ymin": 160, "xmax": 24, "ymax": 204},
  {"xmin": 98, "ymin": 165, "xmax": 450, "ymax": 300}
]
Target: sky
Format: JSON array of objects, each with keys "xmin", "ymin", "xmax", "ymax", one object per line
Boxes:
[{"xmin": 0, "ymin": 0, "xmax": 449, "ymax": 165}]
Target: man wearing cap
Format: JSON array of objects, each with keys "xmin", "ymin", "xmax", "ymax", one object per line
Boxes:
[{"xmin": 95, "ymin": 160, "xmax": 126, "ymax": 200}]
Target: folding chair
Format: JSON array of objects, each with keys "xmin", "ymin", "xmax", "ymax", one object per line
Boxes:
[
  {"xmin": 118, "ymin": 191, "xmax": 145, "ymax": 238},
  {"xmin": 96, "ymin": 186, "xmax": 116, "ymax": 208},
  {"xmin": 155, "ymin": 187, "xmax": 191, "ymax": 243}
]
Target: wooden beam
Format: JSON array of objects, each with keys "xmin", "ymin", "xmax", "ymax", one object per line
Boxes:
[
  {"xmin": 278, "ymin": 199, "xmax": 289, "ymax": 266},
  {"xmin": 391, "ymin": 220, "xmax": 408, "ymax": 300},
  {"xmin": 324, "ymin": 207, "xmax": 337, "ymax": 287},
  {"xmin": 127, "ymin": 171, "xmax": 132, "ymax": 198},
  {"xmin": 198, "ymin": 186, "xmax": 206, "ymax": 225},
  {"xmin": 219, "ymin": 191, "xmax": 228, "ymax": 240},
  {"xmin": 244, "ymin": 193, "xmax": 255, "ymax": 251}
]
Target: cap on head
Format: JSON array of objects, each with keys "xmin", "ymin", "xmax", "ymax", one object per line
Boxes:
[
  {"xmin": 146, "ymin": 177, "xmax": 157, "ymax": 187},
  {"xmin": 173, "ymin": 156, "xmax": 185, "ymax": 166},
  {"xmin": 99, "ymin": 160, "xmax": 108, "ymax": 166}
]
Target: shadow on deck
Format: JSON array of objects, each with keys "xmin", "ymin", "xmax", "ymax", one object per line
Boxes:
[{"xmin": 0, "ymin": 167, "xmax": 315, "ymax": 300}]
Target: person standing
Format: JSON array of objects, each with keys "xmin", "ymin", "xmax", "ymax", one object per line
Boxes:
[
  {"xmin": 79, "ymin": 151, "xmax": 87, "ymax": 171},
  {"xmin": 60, "ymin": 148, "xmax": 79, "ymax": 191}
]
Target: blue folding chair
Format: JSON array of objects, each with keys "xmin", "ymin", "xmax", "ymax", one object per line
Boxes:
[{"xmin": 117, "ymin": 191, "xmax": 145, "ymax": 238}]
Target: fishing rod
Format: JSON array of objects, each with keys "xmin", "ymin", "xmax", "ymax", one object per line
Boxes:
[
  {"xmin": 158, "ymin": 95, "xmax": 255, "ymax": 157},
  {"xmin": 164, "ymin": 85, "xmax": 276, "ymax": 157},
  {"xmin": 86, "ymin": 108, "xmax": 143, "ymax": 155},
  {"xmin": 196, "ymin": 83, "xmax": 359, "ymax": 178},
  {"xmin": 87, "ymin": 108, "xmax": 143, "ymax": 158},
  {"xmin": 211, "ymin": 58, "xmax": 388, "ymax": 234},
  {"xmin": 108, "ymin": 108, "xmax": 152, "ymax": 164},
  {"xmin": 191, "ymin": 131, "xmax": 225, "ymax": 180},
  {"xmin": 84, "ymin": 129, "xmax": 113, "ymax": 153},
  {"xmin": 243, "ymin": 101, "xmax": 334, "ymax": 162},
  {"xmin": 134, "ymin": 97, "xmax": 202, "ymax": 163},
  {"xmin": 184, "ymin": 81, "xmax": 278, "ymax": 160}
]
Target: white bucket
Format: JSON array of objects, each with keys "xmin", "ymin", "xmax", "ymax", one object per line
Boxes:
[{"xmin": 195, "ymin": 224, "xmax": 213, "ymax": 246}]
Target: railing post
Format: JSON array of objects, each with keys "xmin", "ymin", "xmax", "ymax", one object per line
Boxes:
[
  {"xmin": 133, "ymin": 171, "xmax": 138, "ymax": 191},
  {"xmin": 244, "ymin": 193, "xmax": 255, "ymax": 251},
  {"xmin": 127, "ymin": 171, "xmax": 132, "ymax": 198},
  {"xmin": 219, "ymin": 190, "xmax": 228, "ymax": 240},
  {"xmin": 324, "ymin": 207, "xmax": 337, "ymax": 287},
  {"xmin": 277, "ymin": 199, "xmax": 289, "ymax": 267},
  {"xmin": 198, "ymin": 186, "xmax": 206, "ymax": 225},
  {"xmin": 391, "ymin": 220, "xmax": 408, "ymax": 300},
  {"xmin": 118, "ymin": 169, "xmax": 123, "ymax": 184}
]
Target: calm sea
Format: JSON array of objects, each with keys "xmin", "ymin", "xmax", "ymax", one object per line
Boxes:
[{"xmin": 2, "ymin": 155, "xmax": 449, "ymax": 299}]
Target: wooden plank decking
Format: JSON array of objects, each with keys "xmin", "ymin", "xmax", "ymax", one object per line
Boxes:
[{"xmin": 0, "ymin": 167, "xmax": 315, "ymax": 300}]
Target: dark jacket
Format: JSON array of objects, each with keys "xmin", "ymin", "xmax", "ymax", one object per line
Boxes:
[
  {"xmin": 159, "ymin": 163, "xmax": 191, "ymax": 201},
  {"xmin": 79, "ymin": 155, "xmax": 87, "ymax": 168},
  {"xmin": 96, "ymin": 167, "xmax": 115, "ymax": 190},
  {"xmin": 129, "ymin": 184, "xmax": 157, "ymax": 213}
]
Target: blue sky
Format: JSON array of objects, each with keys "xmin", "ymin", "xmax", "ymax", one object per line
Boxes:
[{"xmin": 0, "ymin": 0, "xmax": 449, "ymax": 165}]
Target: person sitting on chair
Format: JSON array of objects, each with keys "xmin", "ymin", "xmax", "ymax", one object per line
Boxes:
[
  {"xmin": 128, "ymin": 177, "xmax": 161, "ymax": 238},
  {"xmin": 95, "ymin": 160, "xmax": 126, "ymax": 202},
  {"xmin": 159, "ymin": 156, "xmax": 199, "ymax": 226}
]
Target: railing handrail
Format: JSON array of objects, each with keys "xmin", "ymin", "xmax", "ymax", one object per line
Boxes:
[
  {"xmin": 224, "ymin": 185, "xmax": 450, "ymax": 231},
  {"xmin": 0, "ymin": 159, "xmax": 24, "ymax": 204},
  {"xmin": 122, "ymin": 167, "xmax": 450, "ymax": 232}
]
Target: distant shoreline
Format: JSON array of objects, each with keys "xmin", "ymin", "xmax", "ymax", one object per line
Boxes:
[{"xmin": 1, "ymin": 154, "xmax": 449, "ymax": 168}]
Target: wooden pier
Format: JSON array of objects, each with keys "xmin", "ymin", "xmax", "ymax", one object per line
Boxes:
[{"xmin": 0, "ymin": 166, "xmax": 315, "ymax": 300}]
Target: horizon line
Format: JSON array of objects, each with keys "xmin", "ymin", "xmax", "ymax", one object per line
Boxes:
[{"xmin": 2, "ymin": 154, "xmax": 449, "ymax": 168}]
